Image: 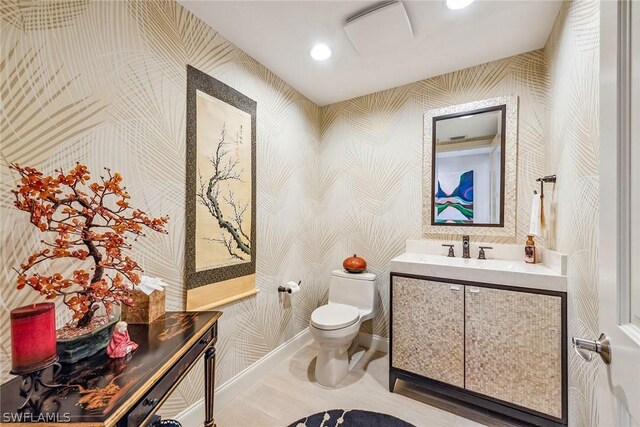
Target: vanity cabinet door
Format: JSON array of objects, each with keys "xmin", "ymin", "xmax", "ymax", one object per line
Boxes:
[
  {"xmin": 391, "ymin": 277, "xmax": 464, "ymax": 388},
  {"xmin": 465, "ymin": 286, "xmax": 562, "ymax": 418}
]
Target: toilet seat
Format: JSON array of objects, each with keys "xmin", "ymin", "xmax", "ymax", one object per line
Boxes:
[{"xmin": 311, "ymin": 303, "xmax": 360, "ymax": 331}]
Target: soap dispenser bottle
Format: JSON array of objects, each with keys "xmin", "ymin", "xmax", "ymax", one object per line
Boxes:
[{"xmin": 525, "ymin": 235, "xmax": 536, "ymax": 264}]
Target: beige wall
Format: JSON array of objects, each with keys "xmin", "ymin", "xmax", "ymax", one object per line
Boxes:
[
  {"xmin": 0, "ymin": 0, "xmax": 323, "ymax": 417},
  {"xmin": 545, "ymin": 1, "xmax": 600, "ymax": 425},
  {"xmin": 1, "ymin": 0, "xmax": 600, "ymax": 422},
  {"xmin": 319, "ymin": 1, "xmax": 600, "ymax": 424},
  {"xmin": 320, "ymin": 50, "xmax": 548, "ymax": 337}
]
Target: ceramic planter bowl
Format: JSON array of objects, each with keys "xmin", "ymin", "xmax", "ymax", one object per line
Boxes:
[
  {"xmin": 56, "ymin": 315, "xmax": 118, "ymax": 364},
  {"xmin": 343, "ymin": 254, "xmax": 367, "ymax": 273}
]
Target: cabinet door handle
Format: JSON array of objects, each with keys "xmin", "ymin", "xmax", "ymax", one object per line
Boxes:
[
  {"xmin": 449, "ymin": 285, "xmax": 461, "ymax": 291},
  {"xmin": 468, "ymin": 287, "xmax": 480, "ymax": 294}
]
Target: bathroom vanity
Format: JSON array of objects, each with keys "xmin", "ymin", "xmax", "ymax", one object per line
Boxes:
[{"xmin": 389, "ymin": 241, "xmax": 567, "ymax": 426}]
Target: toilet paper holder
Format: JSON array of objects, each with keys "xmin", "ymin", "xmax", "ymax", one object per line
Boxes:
[{"xmin": 278, "ymin": 281, "xmax": 301, "ymax": 293}]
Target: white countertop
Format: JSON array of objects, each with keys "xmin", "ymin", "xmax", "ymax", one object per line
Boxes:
[{"xmin": 390, "ymin": 242, "xmax": 567, "ymax": 293}]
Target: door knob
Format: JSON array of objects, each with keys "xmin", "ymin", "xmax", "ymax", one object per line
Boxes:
[{"xmin": 572, "ymin": 333, "xmax": 611, "ymax": 364}]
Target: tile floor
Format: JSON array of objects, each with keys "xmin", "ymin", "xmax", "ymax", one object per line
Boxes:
[{"xmin": 214, "ymin": 343, "xmax": 518, "ymax": 427}]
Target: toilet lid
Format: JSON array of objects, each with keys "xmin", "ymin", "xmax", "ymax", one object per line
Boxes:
[{"xmin": 311, "ymin": 303, "xmax": 360, "ymax": 331}]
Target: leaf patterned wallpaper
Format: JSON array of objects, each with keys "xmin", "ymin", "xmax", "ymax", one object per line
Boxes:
[
  {"xmin": 545, "ymin": 1, "xmax": 600, "ymax": 426},
  {"xmin": 0, "ymin": 0, "xmax": 323, "ymax": 417},
  {"xmin": 318, "ymin": 1, "xmax": 599, "ymax": 425},
  {"xmin": 0, "ymin": 0, "xmax": 599, "ymax": 423},
  {"xmin": 320, "ymin": 50, "xmax": 548, "ymax": 338}
]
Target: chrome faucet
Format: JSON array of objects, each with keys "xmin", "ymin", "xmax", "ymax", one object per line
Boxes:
[{"xmin": 462, "ymin": 235, "xmax": 470, "ymax": 259}]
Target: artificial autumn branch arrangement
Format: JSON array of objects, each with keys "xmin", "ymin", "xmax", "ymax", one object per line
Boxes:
[{"xmin": 10, "ymin": 163, "xmax": 169, "ymax": 334}]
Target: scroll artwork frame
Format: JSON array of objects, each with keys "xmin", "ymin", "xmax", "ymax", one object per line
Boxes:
[{"xmin": 185, "ymin": 65, "xmax": 257, "ymax": 309}]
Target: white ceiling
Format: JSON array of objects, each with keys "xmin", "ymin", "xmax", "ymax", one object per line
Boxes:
[{"xmin": 179, "ymin": 0, "xmax": 562, "ymax": 106}]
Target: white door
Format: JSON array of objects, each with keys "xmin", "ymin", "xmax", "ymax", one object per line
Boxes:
[{"xmin": 591, "ymin": 1, "xmax": 640, "ymax": 425}]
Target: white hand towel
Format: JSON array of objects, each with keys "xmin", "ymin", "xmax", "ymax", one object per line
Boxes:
[{"xmin": 529, "ymin": 193, "xmax": 543, "ymax": 237}]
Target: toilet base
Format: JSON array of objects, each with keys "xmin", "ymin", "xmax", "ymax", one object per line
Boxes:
[
  {"xmin": 314, "ymin": 338, "xmax": 367, "ymax": 387},
  {"xmin": 348, "ymin": 346, "xmax": 366, "ymax": 370},
  {"xmin": 311, "ymin": 323, "xmax": 366, "ymax": 387},
  {"xmin": 316, "ymin": 345, "xmax": 351, "ymax": 387}
]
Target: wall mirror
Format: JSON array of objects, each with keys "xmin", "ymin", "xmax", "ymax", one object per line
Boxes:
[{"xmin": 423, "ymin": 95, "xmax": 518, "ymax": 237}]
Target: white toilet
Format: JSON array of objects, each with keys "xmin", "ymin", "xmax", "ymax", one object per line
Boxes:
[{"xmin": 309, "ymin": 269, "xmax": 377, "ymax": 387}]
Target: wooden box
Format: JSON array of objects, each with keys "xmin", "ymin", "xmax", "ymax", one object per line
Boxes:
[{"xmin": 121, "ymin": 289, "xmax": 166, "ymax": 324}]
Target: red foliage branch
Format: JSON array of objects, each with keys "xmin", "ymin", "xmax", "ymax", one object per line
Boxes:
[{"xmin": 10, "ymin": 163, "xmax": 169, "ymax": 327}]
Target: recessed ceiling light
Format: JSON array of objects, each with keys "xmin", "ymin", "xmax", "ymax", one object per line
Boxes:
[
  {"xmin": 445, "ymin": 0, "xmax": 475, "ymax": 10},
  {"xmin": 310, "ymin": 43, "xmax": 332, "ymax": 61}
]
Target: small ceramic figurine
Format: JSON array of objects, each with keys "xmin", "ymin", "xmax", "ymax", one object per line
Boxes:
[{"xmin": 107, "ymin": 321, "xmax": 138, "ymax": 359}]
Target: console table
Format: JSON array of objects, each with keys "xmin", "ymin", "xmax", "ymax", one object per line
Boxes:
[{"xmin": 0, "ymin": 311, "xmax": 221, "ymax": 426}]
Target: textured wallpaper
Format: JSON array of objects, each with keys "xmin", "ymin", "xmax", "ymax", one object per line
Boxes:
[
  {"xmin": 318, "ymin": 1, "xmax": 600, "ymax": 424},
  {"xmin": 544, "ymin": 1, "xmax": 600, "ymax": 426},
  {"xmin": 0, "ymin": 0, "xmax": 600, "ymax": 423},
  {"xmin": 319, "ymin": 50, "xmax": 548, "ymax": 337},
  {"xmin": 0, "ymin": 0, "xmax": 323, "ymax": 417}
]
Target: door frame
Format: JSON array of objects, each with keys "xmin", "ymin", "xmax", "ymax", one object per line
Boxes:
[{"xmin": 598, "ymin": 0, "xmax": 640, "ymax": 424}]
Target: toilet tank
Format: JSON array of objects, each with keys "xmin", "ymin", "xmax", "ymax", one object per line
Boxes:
[{"xmin": 329, "ymin": 269, "xmax": 377, "ymax": 315}]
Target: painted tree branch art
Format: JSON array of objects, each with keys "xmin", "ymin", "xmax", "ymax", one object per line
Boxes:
[
  {"xmin": 196, "ymin": 123, "xmax": 251, "ymax": 261},
  {"xmin": 10, "ymin": 163, "xmax": 169, "ymax": 328}
]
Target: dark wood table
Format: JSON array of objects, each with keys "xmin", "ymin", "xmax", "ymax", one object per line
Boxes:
[{"xmin": 0, "ymin": 311, "xmax": 222, "ymax": 426}]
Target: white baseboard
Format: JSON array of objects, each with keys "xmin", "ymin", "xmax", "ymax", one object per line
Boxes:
[
  {"xmin": 358, "ymin": 332, "xmax": 389, "ymax": 353},
  {"xmin": 175, "ymin": 328, "xmax": 312, "ymax": 426}
]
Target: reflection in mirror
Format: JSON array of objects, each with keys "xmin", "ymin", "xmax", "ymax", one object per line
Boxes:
[{"xmin": 432, "ymin": 106, "xmax": 505, "ymax": 226}]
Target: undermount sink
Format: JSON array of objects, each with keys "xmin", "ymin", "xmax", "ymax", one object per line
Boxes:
[
  {"xmin": 390, "ymin": 241, "xmax": 567, "ymax": 292},
  {"xmin": 420, "ymin": 254, "xmax": 516, "ymax": 270}
]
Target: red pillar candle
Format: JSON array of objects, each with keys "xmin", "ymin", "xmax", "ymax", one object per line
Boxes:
[{"xmin": 10, "ymin": 303, "xmax": 57, "ymax": 374}]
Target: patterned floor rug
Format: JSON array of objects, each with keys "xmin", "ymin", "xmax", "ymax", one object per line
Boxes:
[{"xmin": 288, "ymin": 409, "xmax": 416, "ymax": 427}]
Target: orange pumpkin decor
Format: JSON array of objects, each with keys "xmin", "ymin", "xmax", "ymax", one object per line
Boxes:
[{"xmin": 343, "ymin": 254, "xmax": 367, "ymax": 273}]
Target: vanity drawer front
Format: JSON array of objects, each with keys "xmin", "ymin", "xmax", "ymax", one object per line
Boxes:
[
  {"xmin": 465, "ymin": 286, "xmax": 562, "ymax": 418},
  {"xmin": 392, "ymin": 276, "xmax": 464, "ymax": 388},
  {"xmin": 126, "ymin": 326, "xmax": 215, "ymax": 426}
]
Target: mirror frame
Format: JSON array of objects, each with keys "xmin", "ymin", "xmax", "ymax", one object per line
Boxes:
[
  {"xmin": 431, "ymin": 104, "xmax": 506, "ymax": 227},
  {"xmin": 423, "ymin": 95, "xmax": 519, "ymax": 237}
]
